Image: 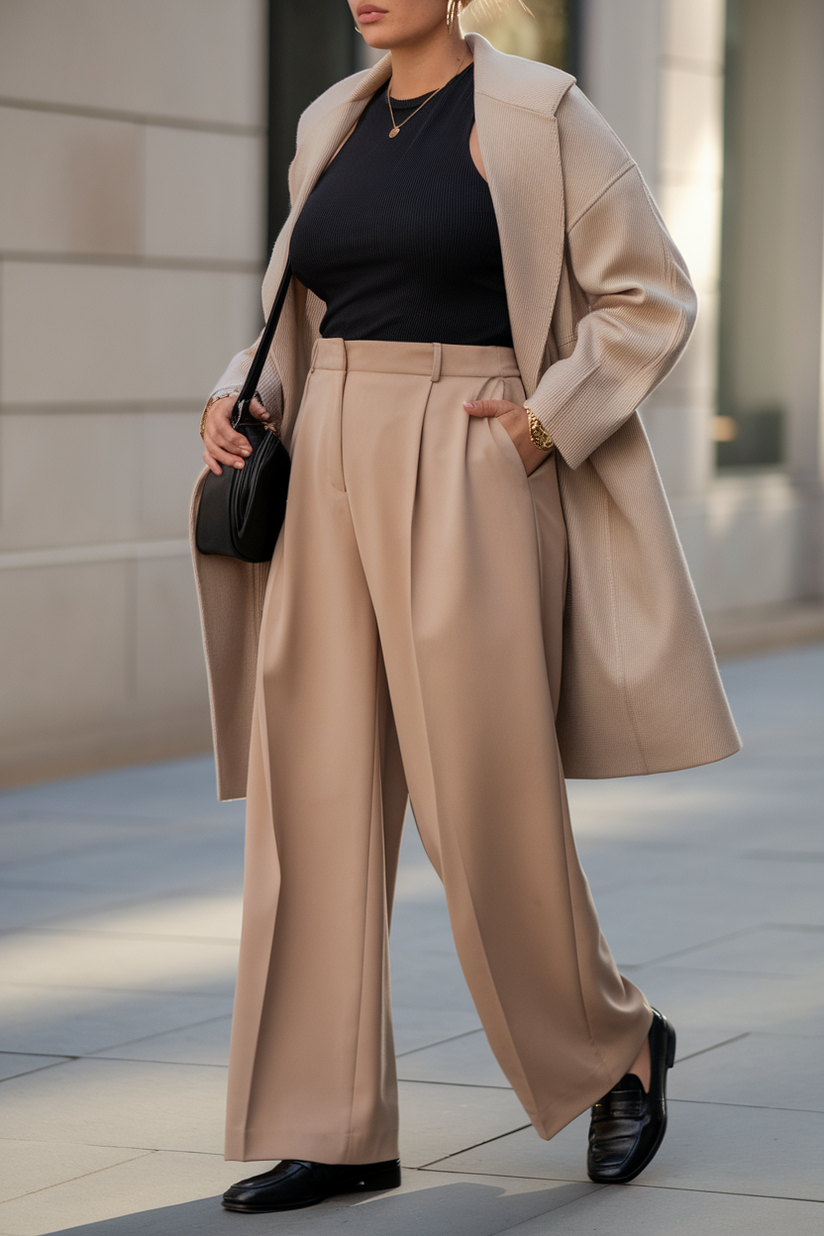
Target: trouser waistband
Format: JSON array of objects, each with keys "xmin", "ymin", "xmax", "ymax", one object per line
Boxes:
[{"xmin": 311, "ymin": 337, "xmax": 520, "ymax": 381}]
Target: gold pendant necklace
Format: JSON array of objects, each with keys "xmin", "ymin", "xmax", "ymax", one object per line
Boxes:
[
  {"xmin": 386, "ymin": 81, "xmax": 443, "ymax": 138},
  {"xmin": 386, "ymin": 55, "xmax": 470, "ymax": 138}
]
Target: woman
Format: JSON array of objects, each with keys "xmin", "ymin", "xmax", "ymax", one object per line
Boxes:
[{"xmin": 193, "ymin": 0, "xmax": 740, "ymax": 1214}]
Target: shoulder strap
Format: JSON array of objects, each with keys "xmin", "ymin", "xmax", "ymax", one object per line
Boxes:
[{"xmin": 232, "ymin": 264, "xmax": 292, "ymax": 429}]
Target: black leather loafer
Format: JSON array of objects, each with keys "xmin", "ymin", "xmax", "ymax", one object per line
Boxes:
[
  {"xmin": 587, "ymin": 1008, "xmax": 676, "ymax": 1184},
  {"xmin": 221, "ymin": 1157, "xmax": 401, "ymax": 1212}
]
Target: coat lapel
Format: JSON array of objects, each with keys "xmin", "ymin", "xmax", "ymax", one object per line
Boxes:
[{"xmin": 468, "ymin": 35, "xmax": 574, "ymax": 396}]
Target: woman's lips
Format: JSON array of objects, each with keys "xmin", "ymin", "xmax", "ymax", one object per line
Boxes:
[{"xmin": 357, "ymin": 5, "xmax": 387, "ymax": 23}]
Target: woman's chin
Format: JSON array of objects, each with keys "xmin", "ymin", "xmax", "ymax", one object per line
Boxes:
[{"xmin": 360, "ymin": 34, "xmax": 391, "ymax": 50}]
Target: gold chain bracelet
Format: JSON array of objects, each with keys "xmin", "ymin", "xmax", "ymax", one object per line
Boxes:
[
  {"xmin": 199, "ymin": 390, "xmax": 243, "ymax": 439},
  {"xmin": 525, "ymin": 406, "xmax": 555, "ymax": 452}
]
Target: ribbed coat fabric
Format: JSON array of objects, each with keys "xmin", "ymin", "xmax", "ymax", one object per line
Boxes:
[{"xmin": 194, "ymin": 33, "xmax": 740, "ymax": 798}]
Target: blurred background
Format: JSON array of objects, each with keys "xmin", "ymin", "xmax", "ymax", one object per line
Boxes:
[{"xmin": 1, "ymin": 0, "xmax": 823, "ymax": 789}]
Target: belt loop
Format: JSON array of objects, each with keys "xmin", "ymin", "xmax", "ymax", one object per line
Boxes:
[
  {"xmin": 339, "ymin": 338, "xmax": 349, "ymax": 375},
  {"xmin": 430, "ymin": 342, "xmax": 442, "ymax": 383}
]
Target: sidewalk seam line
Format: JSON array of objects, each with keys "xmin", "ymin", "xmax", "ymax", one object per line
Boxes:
[
  {"xmin": 417, "ymin": 1124, "xmax": 532, "ymax": 1168},
  {"xmin": 0, "ymin": 1151, "xmax": 154, "ymax": 1204}
]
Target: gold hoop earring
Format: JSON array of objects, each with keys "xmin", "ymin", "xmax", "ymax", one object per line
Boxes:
[{"xmin": 446, "ymin": 0, "xmax": 458, "ymax": 31}]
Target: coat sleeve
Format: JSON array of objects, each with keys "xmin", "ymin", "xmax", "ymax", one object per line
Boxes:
[
  {"xmin": 208, "ymin": 332, "xmax": 284, "ymax": 424},
  {"xmin": 527, "ymin": 92, "xmax": 697, "ymax": 470}
]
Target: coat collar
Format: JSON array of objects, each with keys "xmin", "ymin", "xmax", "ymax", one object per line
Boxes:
[
  {"xmin": 470, "ymin": 35, "xmax": 574, "ymax": 392},
  {"xmin": 265, "ymin": 35, "xmax": 575, "ymax": 407}
]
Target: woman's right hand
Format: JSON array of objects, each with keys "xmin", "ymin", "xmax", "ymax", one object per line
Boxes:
[{"xmin": 202, "ymin": 396, "xmax": 270, "ymax": 475}]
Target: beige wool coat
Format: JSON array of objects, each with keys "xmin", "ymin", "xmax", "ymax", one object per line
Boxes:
[{"xmin": 191, "ymin": 34, "xmax": 740, "ymax": 801}]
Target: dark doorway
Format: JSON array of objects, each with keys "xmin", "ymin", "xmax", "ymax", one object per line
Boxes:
[{"xmin": 267, "ymin": 0, "xmax": 359, "ymax": 249}]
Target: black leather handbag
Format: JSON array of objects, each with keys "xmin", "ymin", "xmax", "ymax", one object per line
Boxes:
[{"xmin": 195, "ymin": 265, "xmax": 292, "ymax": 563}]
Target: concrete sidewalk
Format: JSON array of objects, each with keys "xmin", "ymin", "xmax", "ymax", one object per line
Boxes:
[{"xmin": 1, "ymin": 645, "xmax": 822, "ymax": 1234}]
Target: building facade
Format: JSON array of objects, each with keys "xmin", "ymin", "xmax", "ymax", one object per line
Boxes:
[
  {"xmin": 0, "ymin": 0, "xmax": 268, "ymax": 783},
  {"xmin": 1, "ymin": 0, "xmax": 822, "ymax": 784},
  {"xmin": 583, "ymin": 0, "xmax": 824, "ymax": 617}
]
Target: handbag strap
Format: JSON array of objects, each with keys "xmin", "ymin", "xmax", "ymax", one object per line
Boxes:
[{"xmin": 232, "ymin": 263, "xmax": 292, "ymax": 429}]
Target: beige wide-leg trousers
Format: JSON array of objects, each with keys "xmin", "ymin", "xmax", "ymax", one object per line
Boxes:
[{"xmin": 226, "ymin": 338, "xmax": 652, "ymax": 1164}]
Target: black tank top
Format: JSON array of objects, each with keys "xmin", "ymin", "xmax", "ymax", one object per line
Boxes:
[{"xmin": 289, "ymin": 65, "xmax": 513, "ymax": 347}]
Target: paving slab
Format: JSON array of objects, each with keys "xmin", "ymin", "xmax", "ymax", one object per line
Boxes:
[
  {"xmin": 0, "ymin": 815, "xmax": 162, "ymax": 868},
  {"xmin": 393, "ymin": 859, "xmax": 444, "ymax": 902},
  {"xmin": 0, "ymin": 929, "xmax": 238, "ymax": 996},
  {"xmin": 0, "ymin": 758, "xmax": 241, "ymax": 825},
  {"xmin": 0, "ymin": 1058, "xmax": 227, "ymax": 1154},
  {"xmin": 0, "ymin": 884, "xmax": 148, "ymax": 933},
  {"xmin": 90, "ymin": 1015, "xmax": 233, "ymax": 1067},
  {"xmin": 0, "ymin": 1053, "xmax": 69, "ymax": 1082},
  {"xmin": 426, "ymin": 1108, "xmax": 592, "ymax": 1182},
  {"xmin": 436, "ymin": 1099, "xmax": 824, "ymax": 1201},
  {"xmin": 397, "ymin": 1027, "xmax": 510, "ymax": 1087},
  {"xmin": 391, "ymin": 1006, "xmax": 483, "ymax": 1055},
  {"xmin": 0, "ymin": 1059, "xmax": 530, "ymax": 1169},
  {"xmin": 46, "ymin": 892, "xmax": 243, "ymax": 942},
  {"xmin": 398, "ymin": 1080, "xmax": 529, "ymax": 1167},
  {"xmin": 389, "ymin": 899, "xmax": 477, "ymax": 1014},
  {"xmin": 670, "ymin": 1031, "xmax": 824, "ymax": 1110},
  {"xmin": 661, "ymin": 923, "xmax": 824, "ymax": 977},
  {"xmin": 0, "ymin": 1142, "xmax": 152, "ymax": 1206},
  {"xmin": 502, "ymin": 1185, "xmax": 824, "ymax": 1236},
  {"xmin": 0, "ymin": 984, "xmax": 234, "ymax": 1056},
  {"xmin": 0, "ymin": 644, "xmax": 822, "ymax": 1233},
  {"xmin": 0, "ymin": 1157, "xmax": 596, "ymax": 1236},
  {"xmin": 0, "ymin": 830, "xmax": 244, "ymax": 898},
  {"xmin": 626, "ymin": 962, "xmax": 824, "ymax": 1038},
  {"xmin": 595, "ymin": 871, "xmax": 824, "ymax": 967},
  {"xmin": 570, "ymin": 769, "xmax": 823, "ymax": 853}
]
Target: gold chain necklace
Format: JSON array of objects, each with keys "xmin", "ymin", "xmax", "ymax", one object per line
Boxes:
[
  {"xmin": 386, "ymin": 82, "xmax": 443, "ymax": 138},
  {"xmin": 386, "ymin": 58, "xmax": 469, "ymax": 138}
]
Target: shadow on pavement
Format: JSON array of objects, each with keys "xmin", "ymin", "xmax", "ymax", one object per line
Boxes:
[{"xmin": 43, "ymin": 1179, "xmax": 594, "ymax": 1235}]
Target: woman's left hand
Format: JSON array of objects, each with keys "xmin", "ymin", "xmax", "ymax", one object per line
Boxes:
[{"xmin": 463, "ymin": 399, "xmax": 550, "ymax": 476}]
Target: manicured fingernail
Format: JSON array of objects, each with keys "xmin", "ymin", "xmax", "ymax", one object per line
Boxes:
[
  {"xmin": 464, "ymin": 401, "xmax": 478, "ymax": 409},
  {"xmin": 241, "ymin": 448, "xmax": 251, "ymax": 455},
  {"xmin": 234, "ymin": 460, "xmax": 244, "ymax": 468}
]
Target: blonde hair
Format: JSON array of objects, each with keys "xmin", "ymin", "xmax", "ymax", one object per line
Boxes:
[
  {"xmin": 453, "ymin": 0, "xmax": 534, "ymax": 28},
  {"xmin": 462, "ymin": 0, "xmax": 533, "ymax": 17},
  {"xmin": 462, "ymin": 0, "xmax": 567, "ymax": 68}
]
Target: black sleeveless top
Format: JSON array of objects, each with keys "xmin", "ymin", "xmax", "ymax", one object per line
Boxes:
[{"xmin": 289, "ymin": 65, "xmax": 513, "ymax": 347}]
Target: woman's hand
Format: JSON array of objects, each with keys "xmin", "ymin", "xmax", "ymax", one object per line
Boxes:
[
  {"xmin": 463, "ymin": 399, "xmax": 550, "ymax": 476},
  {"xmin": 202, "ymin": 396, "xmax": 270, "ymax": 476}
]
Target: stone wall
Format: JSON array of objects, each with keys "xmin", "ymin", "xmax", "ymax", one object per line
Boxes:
[{"xmin": 0, "ymin": 0, "xmax": 268, "ymax": 784}]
